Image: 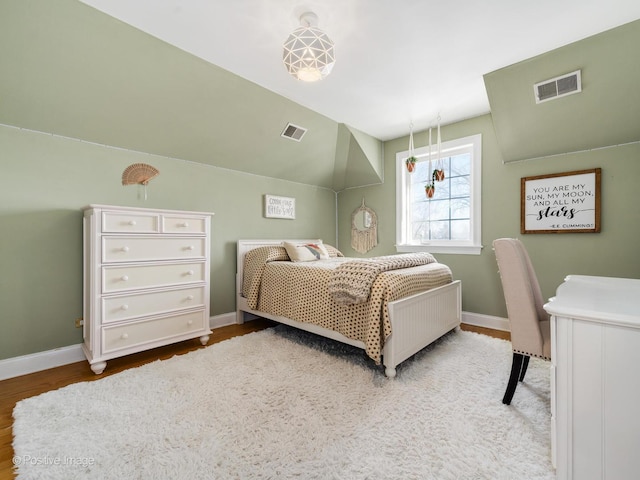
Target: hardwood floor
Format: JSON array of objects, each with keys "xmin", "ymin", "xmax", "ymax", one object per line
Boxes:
[
  {"xmin": 459, "ymin": 322, "xmax": 511, "ymax": 341},
  {"xmin": 0, "ymin": 319, "xmax": 277, "ymax": 479},
  {"xmin": 0, "ymin": 320, "xmax": 507, "ymax": 479}
]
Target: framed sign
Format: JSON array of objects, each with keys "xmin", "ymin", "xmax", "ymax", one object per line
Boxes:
[
  {"xmin": 264, "ymin": 195, "xmax": 296, "ymax": 219},
  {"xmin": 521, "ymin": 168, "xmax": 601, "ymax": 234}
]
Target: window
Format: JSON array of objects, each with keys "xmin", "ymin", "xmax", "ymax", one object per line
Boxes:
[{"xmin": 396, "ymin": 134, "xmax": 482, "ymax": 255}]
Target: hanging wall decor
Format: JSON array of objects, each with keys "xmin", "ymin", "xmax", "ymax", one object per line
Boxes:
[
  {"xmin": 122, "ymin": 163, "xmax": 159, "ymax": 200},
  {"xmin": 264, "ymin": 194, "xmax": 296, "ymax": 219},
  {"xmin": 122, "ymin": 163, "xmax": 159, "ymax": 186},
  {"xmin": 521, "ymin": 168, "xmax": 601, "ymax": 234},
  {"xmin": 350, "ymin": 198, "xmax": 378, "ymax": 253}
]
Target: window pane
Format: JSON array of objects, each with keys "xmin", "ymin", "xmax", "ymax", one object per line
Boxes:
[
  {"xmin": 451, "ymin": 198, "xmax": 470, "ymax": 219},
  {"xmin": 429, "ymin": 221, "xmax": 450, "ymax": 240},
  {"xmin": 408, "ymin": 153, "xmax": 469, "ymax": 241},
  {"xmin": 450, "ymin": 154, "xmax": 470, "ymax": 176},
  {"xmin": 412, "ymin": 222, "xmax": 429, "ymax": 241},
  {"xmin": 451, "ymin": 220, "xmax": 470, "ymax": 240},
  {"xmin": 450, "ymin": 175, "xmax": 470, "ymax": 197},
  {"xmin": 412, "ymin": 201, "xmax": 431, "ymax": 221},
  {"xmin": 411, "ymin": 183, "xmax": 427, "ymax": 203},
  {"xmin": 428, "ymin": 200, "xmax": 450, "ymax": 220},
  {"xmin": 411, "ymin": 160, "xmax": 431, "ymax": 184}
]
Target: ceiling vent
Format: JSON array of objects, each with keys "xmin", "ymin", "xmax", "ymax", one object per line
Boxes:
[
  {"xmin": 534, "ymin": 70, "xmax": 582, "ymax": 104},
  {"xmin": 281, "ymin": 123, "xmax": 307, "ymax": 142}
]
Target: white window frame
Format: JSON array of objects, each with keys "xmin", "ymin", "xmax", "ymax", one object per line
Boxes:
[{"xmin": 396, "ymin": 133, "xmax": 482, "ymax": 255}]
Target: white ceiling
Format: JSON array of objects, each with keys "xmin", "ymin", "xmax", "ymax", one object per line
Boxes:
[{"xmin": 80, "ymin": 0, "xmax": 640, "ymax": 141}]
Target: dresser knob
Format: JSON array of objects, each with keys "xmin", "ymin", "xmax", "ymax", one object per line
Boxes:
[
  {"xmin": 186, "ymin": 270, "xmax": 194, "ymax": 276},
  {"xmin": 186, "ymin": 295, "xmax": 194, "ymax": 301},
  {"xmin": 121, "ymin": 246, "xmax": 130, "ymax": 252},
  {"xmin": 121, "ymin": 275, "xmax": 129, "ymax": 281},
  {"xmin": 179, "ymin": 222, "xmax": 189, "ymax": 228},
  {"xmin": 187, "ymin": 320, "xmax": 193, "ymax": 326},
  {"xmin": 186, "ymin": 245, "xmax": 194, "ymax": 251},
  {"xmin": 121, "ymin": 304, "xmax": 129, "ymax": 310},
  {"xmin": 120, "ymin": 333, "xmax": 129, "ymax": 340},
  {"xmin": 128, "ymin": 220, "xmax": 137, "ymax": 226}
]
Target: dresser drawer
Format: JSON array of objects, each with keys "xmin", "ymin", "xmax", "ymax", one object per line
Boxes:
[
  {"xmin": 102, "ymin": 212, "xmax": 160, "ymax": 233},
  {"xmin": 103, "ymin": 237, "xmax": 206, "ymax": 263},
  {"xmin": 163, "ymin": 215, "xmax": 207, "ymax": 234},
  {"xmin": 102, "ymin": 262, "xmax": 205, "ymax": 293},
  {"xmin": 102, "ymin": 310, "xmax": 207, "ymax": 354},
  {"xmin": 102, "ymin": 286, "xmax": 206, "ymax": 323}
]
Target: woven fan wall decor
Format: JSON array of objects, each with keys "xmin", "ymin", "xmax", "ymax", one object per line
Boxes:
[{"xmin": 122, "ymin": 163, "xmax": 159, "ymax": 186}]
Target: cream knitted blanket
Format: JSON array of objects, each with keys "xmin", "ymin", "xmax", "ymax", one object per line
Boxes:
[{"xmin": 328, "ymin": 252, "xmax": 437, "ymax": 305}]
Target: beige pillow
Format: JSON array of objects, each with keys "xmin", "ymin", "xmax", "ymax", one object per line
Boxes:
[
  {"xmin": 283, "ymin": 241, "xmax": 330, "ymax": 262},
  {"xmin": 323, "ymin": 244, "xmax": 344, "ymax": 257}
]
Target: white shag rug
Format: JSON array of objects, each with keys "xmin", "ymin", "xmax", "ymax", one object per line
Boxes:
[{"xmin": 13, "ymin": 326, "xmax": 554, "ymax": 480}]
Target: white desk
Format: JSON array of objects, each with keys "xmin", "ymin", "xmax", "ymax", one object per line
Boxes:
[{"xmin": 544, "ymin": 275, "xmax": 640, "ymax": 480}]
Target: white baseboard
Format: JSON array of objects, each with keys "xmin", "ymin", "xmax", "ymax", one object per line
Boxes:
[
  {"xmin": 461, "ymin": 311, "xmax": 510, "ymax": 332},
  {"xmin": 0, "ymin": 311, "xmax": 509, "ymax": 381},
  {"xmin": 0, "ymin": 312, "xmax": 239, "ymax": 381},
  {"xmin": 209, "ymin": 311, "xmax": 237, "ymax": 329},
  {"xmin": 0, "ymin": 344, "xmax": 86, "ymax": 382}
]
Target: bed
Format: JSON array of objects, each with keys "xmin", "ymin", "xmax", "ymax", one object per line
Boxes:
[{"xmin": 236, "ymin": 239, "xmax": 461, "ymax": 377}]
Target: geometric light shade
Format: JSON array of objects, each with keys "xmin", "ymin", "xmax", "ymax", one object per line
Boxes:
[{"xmin": 283, "ymin": 12, "xmax": 335, "ymax": 82}]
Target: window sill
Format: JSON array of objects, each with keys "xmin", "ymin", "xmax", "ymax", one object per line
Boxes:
[{"xmin": 396, "ymin": 244, "xmax": 483, "ymax": 255}]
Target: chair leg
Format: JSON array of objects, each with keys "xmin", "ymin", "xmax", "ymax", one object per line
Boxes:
[
  {"xmin": 519, "ymin": 355, "xmax": 530, "ymax": 382},
  {"xmin": 502, "ymin": 353, "xmax": 525, "ymax": 405}
]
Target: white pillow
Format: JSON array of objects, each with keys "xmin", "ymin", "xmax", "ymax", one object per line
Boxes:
[{"xmin": 283, "ymin": 241, "xmax": 330, "ymax": 262}]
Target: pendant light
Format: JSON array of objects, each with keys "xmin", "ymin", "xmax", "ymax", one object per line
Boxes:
[{"xmin": 283, "ymin": 12, "xmax": 335, "ymax": 82}]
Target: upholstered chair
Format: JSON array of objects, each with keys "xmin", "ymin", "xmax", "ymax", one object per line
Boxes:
[{"xmin": 493, "ymin": 238, "xmax": 551, "ymax": 405}]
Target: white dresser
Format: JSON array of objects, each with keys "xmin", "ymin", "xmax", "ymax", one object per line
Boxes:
[
  {"xmin": 83, "ymin": 205, "xmax": 213, "ymax": 374},
  {"xmin": 544, "ymin": 275, "xmax": 640, "ymax": 479}
]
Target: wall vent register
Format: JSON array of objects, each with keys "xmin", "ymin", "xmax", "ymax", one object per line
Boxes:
[
  {"xmin": 281, "ymin": 123, "xmax": 307, "ymax": 141},
  {"xmin": 534, "ymin": 70, "xmax": 582, "ymax": 104}
]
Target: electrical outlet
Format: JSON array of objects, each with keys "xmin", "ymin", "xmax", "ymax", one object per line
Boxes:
[{"xmin": 75, "ymin": 318, "xmax": 84, "ymax": 328}]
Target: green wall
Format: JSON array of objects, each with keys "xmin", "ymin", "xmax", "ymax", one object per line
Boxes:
[
  {"xmin": 4, "ymin": 112, "xmax": 638, "ymax": 362},
  {"xmin": 2, "ymin": 2, "xmax": 639, "ymax": 364},
  {"xmin": 0, "ymin": 0, "xmax": 380, "ymax": 192},
  {"xmin": 0, "ymin": 125, "xmax": 336, "ymax": 360},
  {"xmin": 338, "ymin": 114, "xmax": 640, "ymax": 317}
]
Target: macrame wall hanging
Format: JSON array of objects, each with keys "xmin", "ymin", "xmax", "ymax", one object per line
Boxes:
[
  {"xmin": 350, "ymin": 198, "xmax": 378, "ymax": 254},
  {"xmin": 121, "ymin": 163, "xmax": 159, "ymax": 200}
]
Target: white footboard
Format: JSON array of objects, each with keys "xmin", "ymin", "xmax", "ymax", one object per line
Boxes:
[{"xmin": 382, "ymin": 280, "xmax": 461, "ymax": 377}]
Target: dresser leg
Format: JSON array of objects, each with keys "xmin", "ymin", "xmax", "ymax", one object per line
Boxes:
[
  {"xmin": 90, "ymin": 361, "xmax": 107, "ymax": 375},
  {"xmin": 199, "ymin": 335, "xmax": 210, "ymax": 346}
]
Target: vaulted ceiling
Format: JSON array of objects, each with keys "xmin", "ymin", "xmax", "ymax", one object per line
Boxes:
[
  {"xmin": 78, "ymin": 0, "xmax": 640, "ymax": 140},
  {"xmin": 1, "ymin": 1, "xmax": 639, "ymax": 190}
]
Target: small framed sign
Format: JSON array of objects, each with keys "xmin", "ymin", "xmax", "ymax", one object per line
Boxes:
[
  {"xmin": 264, "ymin": 195, "xmax": 296, "ymax": 219},
  {"xmin": 521, "ymin": 168, "xmax": 601, "ymax": 234}
]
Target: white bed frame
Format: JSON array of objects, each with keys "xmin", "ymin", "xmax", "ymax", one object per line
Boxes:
[{"xmin": 236, "ymin": 240, "xmax": 461, "ymax": 377}]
